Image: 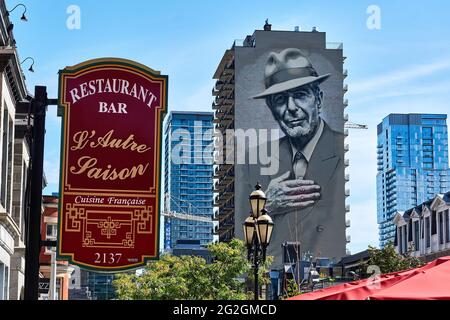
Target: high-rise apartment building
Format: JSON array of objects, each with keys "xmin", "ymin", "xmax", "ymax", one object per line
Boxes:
[
  {"xmin": 163, "ymin": 111, "xmax": 214, "ymax": 250},
  {"xmin": 377, "ymin": 114, "xmax": 450, "ymax": 247},
  {"xmin": 213, "ymin": 24, "xmax": 349, "ymax": 267}
]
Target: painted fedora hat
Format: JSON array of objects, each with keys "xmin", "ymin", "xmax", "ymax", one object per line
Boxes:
[{"xmin": 252, "ymin": 48, "xmax": 330, "ymax": 99}]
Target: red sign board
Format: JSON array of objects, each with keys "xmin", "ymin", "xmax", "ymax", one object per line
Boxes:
[{"xmin": 57, "ymin": 58, "xmax": 167, "ymax": 271}]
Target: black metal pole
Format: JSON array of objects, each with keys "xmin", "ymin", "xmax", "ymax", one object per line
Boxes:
[
  {"xmin": 24, "ymin": 86, "xmax": 47, "ymax": 300},
  {"xmin": 254, "ymin": 239, "xmax": 258, "ymax": 301}
]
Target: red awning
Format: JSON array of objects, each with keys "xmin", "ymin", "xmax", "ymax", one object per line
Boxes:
[
  {"xmin": 288, "ymin": 256, "xmax": 450, "ymax": 300},
  {"xmin": 369, "ymin": 256, "xmax": 450, "ymax": 300}
]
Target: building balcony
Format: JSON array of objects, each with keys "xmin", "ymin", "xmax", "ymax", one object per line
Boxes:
[
  {"xmin": 346, "ymin": 219, "xmax": 351, "ymax": 228},
  {"xmin": 215, "ymin": 163, "xmax": 233, "ymax": 175},
  {"xmin": 215, "ymin": 224, "xmax": 234, "ymax": 237},
  {"xmin": 345, "ymin": 205, "xmax": 350, "ymax": 212},
  {"xmin": 213, "ymin": 80, "xmax": 224, "ymax": 92},
  {"xmin": 214, "ymin": 208, "xmax": 234, "ymax": 222},
  {"xmin": 386, "ymin": 185, "xmax": 396, "ymax": 192},
  {"xmin": 214, "ymin": 96, "xmax": 225, "ymax": 106}
]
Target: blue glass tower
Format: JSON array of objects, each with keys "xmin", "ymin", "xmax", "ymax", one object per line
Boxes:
[
  {"xmin": 377, "ymin": 114, "xmax": 450, "ymax": 247},
  {"xmin": 163, "ymin": 111, "xmax": 214, "ymax": 250}
]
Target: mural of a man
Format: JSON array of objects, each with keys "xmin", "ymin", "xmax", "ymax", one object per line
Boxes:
[{"xmin": 248, "ymin": 48, "xmax": 345, "ymax": 268}]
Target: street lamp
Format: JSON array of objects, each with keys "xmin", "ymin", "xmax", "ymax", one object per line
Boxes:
[
  {"xmin": 243, "ymin": 183, "xmax": 274, "ymax": 300},
  {"xmin": 21, "ymin": 57, "xmax": 34, "ymax": 72},
  {"xmin": 7, "ymin": 3, "xmax": 28, "ymax": 21},
  {"xmin": 249, "ymin": 182, "xmax": 266, "ymax": 218}
]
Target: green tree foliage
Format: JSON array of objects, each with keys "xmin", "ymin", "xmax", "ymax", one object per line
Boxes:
[
  {"xmin": 282, "ymin": 278, "xmax": 300, "ymax": 299},
  {"xmin": 360, "ymin": 243, "xmax": 424, "ymax": 277},
  {"xmin": 113, "ymin": 239, "xmax": 272, "ymax": 300}
]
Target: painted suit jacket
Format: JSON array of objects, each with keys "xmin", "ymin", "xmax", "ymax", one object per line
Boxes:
[{"xmin": 240, "ymin": 121, "xmax": 346, "ymax": 269}]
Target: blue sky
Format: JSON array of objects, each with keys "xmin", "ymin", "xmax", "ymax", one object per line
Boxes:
[{"xmin": 10, "ymin": 0, "xmax": 450, "ymax": 253}]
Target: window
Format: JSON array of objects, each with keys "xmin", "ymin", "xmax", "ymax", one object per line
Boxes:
[
  {"xmin": 414, "ymin": 221, "xmax": 419, "ymax": 250},
  {"xmin": 422, "ymin": 127, "xmax": 432, "ymax": 139},
  {"xmin": 0, "ymin": 263, "xmax": 8, "ymax": 300},
  {"xmin": 394, "ymin": 227, "xmax": 398, "ymax": 246},
  {"xmin": 408, "ymin": 221, "xmax": 412, "ymax": 242},
  {"xmin": 431, "ymin": 211, "xmax": 437, "ymax": 235},
  {"xmin": 426, "ymin": 217, "xmax": 431, "ymax": 248},
  {"xmin": 421, "ymin": 218, "xmax": 424, "ymax": 239},
  {"xmin": 5, "ymin": 115, "xmax": 12, "ymax": 212},
  {"xmin": 446, "ymin": 210, "xmax": 450, "ymax": 243},
  {"xmin": 46, "ymin": 224, "xmax": 58, "ymax": 240},
  {"xmin": 398, "ymin": 227, "xmax": 403, "ymax": 254},
  {"xmin": 3, "ymin": 265, "xmax": 8, "ymax": 300},
  {"xmin": 439, "ymin": 212, "xmax": 444, "ymax": 245},
  {"xmin": 1, "ymin": 106, "xmax": 8, "ymax": 207},
  {"xmin": 403, "ymin": 226, "xmax": 408, "ymax": 253},
  {"xmin": 21, "ymin": 162, "xmax": 28, "ymax": 242}
]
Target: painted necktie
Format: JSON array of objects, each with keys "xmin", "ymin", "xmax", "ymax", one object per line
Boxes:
[{"xmin": 293, "ymin": 151, "xmax": 307, "ymax": 180}]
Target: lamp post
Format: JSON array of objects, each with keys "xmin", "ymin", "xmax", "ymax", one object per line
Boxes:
[
  {"xmin": 7, "ymin": 3, "xmax": 28, "ymax": 21},
  {"xmin": 243, "ymin": 183, "xmax": 274, "ymax": 300},
  {"xmin": 20, "ymin": 57, "xmax": 35, "ymax": 72}
]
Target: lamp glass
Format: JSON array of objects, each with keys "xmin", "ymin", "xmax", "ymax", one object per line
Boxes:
[
  {"xmin": 256, "ymin": 215, "xmax": 274, "ymax": 246},
  {"xmin": 243, "ymin": 216, "xmax": 255, "ymax": 246},
  {"xmin": 249, "ymin": 190, "xmax": 267, "ymax": 218}
]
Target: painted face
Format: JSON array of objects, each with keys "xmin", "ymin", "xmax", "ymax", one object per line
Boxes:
[{"xmin": 267, "ymin": 85, "xmax": 322, "ymax": 140}]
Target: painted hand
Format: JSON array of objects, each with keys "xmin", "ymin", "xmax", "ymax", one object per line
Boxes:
[{"xmin": 265, "ymin": 171, "xmax": 321, "ymax": 215}]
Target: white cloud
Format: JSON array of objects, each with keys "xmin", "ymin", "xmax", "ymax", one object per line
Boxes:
[
  {"xmin": 351, "ymin": 80, "xmax": 450, "ymax": 105},
  {"xmin": 350, "ymin": 59, "xmax": 450, "ymax": 94}
]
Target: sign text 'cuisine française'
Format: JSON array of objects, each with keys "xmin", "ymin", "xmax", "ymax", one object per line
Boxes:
[{"xmin": 57, "ymin": 58, "xmax": 167, "ymax": 271}]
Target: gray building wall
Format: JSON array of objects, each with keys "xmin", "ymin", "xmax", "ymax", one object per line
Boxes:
[{"xmin": 233, "ymin": 30, "xmax": 347, "ymax": 268}]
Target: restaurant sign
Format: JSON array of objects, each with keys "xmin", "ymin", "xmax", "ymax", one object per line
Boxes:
[{"xmin": 57, "ymin": 58, "xmax": 167, "ymax": 271}]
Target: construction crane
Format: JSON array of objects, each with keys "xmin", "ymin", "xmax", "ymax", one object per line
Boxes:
[
  {"xmin": 162, "ymin": 210, "xmax": 213, "ymax": 223},
  {"xmin": 345, "ymin": 121, "xmax": 368, "ymax": 130},
  {"xmin": 162, "ymin": 193, "xmax": 214, "ymax": 224}
]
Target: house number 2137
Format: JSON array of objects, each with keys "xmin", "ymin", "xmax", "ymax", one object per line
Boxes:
[{"xmin": 94, "ymin": 253, "xmax": 122, "ymax": 264}]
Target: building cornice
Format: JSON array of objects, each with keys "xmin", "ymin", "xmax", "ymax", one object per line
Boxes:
[
  {"xmin": 0, "ymin": 1, "xmax": 29, "ymax": 103},
  {"xmin": 0, "ymin": 210, "xmax": 21, "ymax": 238},
  {"xmin": 0, "ymin": 47, "xmax": 29, "ymax": 103}
]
